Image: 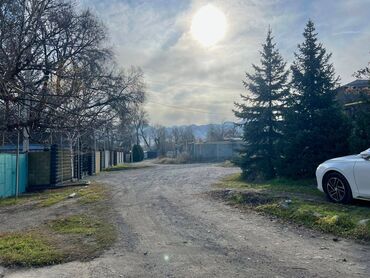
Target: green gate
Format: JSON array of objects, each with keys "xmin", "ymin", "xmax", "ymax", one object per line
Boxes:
[{"xmin": 0, "ymin": 154, "xmax": 28, "ymax": 198}]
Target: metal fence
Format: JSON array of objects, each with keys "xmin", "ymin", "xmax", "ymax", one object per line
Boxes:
[{"xmin": 0, "ymin": 153, "xmax": 28, "ymax": 198}]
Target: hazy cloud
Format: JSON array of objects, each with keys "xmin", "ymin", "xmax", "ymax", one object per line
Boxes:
[{"xmin": 79, "ymin": 0, "xmax": 370, "ymax": 126}]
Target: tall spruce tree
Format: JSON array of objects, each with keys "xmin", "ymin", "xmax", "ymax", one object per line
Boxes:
[
  {"xmin": 350, "ymin": 59, "xmax": 370, "ymax": 153},
  {"xmin": 234, "ymin": 29, "xmax": 289, "ymax": 181},
  {"xmin": 279, "ymin": 20, "xmax": 350, "ymax": 178}
]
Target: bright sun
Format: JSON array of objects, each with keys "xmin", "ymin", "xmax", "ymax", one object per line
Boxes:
[{"xmin": 191, "ymin": 4, "xmax": 227, "ymax": 47}]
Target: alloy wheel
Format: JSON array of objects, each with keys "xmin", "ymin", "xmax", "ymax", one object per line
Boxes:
[{"xmin": 326, "ymin": 177, "xmax": 346, "ymax": 202}]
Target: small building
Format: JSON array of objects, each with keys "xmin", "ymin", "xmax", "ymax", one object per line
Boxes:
[
  {"xmin": 0, "ymin": 153, "xmax": 27, "ymax": 198},
  {"xmin": 189, "ymin": 139, "xmax": 243, "ymax": 162},
  {"xmin": 0, "ymin": 144, "xmax": 73, "ymax": 190},
  {"xmin": 337, "ymin": 79, "xmax": 370, "ymax": 117}
]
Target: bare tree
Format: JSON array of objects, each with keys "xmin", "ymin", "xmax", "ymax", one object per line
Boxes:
[
  {"xmin": 151, "ymin": 125, "xmax": 167, "ymax": 156},
  {"xmin": 0, "ymin": 0, "xmax": 146, "ymax": 152},
  {"xmin": 132, "ymin": 108, "xmax": 149, "ymax": 146},
  {"xmin": 206, "ymin": 124, "xmax": 224, "ymax": 141}
]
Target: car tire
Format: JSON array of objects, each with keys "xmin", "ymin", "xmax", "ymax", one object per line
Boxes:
[{"xmin": 324, "ymin": 172, "xmax": 353, "ymax": 204}]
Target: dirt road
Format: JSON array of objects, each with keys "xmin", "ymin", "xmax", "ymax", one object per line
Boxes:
[{"xmin": 6, "ymin": 163, "xmax": 370, "ymax": 277}]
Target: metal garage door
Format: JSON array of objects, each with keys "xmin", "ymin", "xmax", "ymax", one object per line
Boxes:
[{"xmin": 0, "ymin": 154, "xmax": 28, "ymax": 198}]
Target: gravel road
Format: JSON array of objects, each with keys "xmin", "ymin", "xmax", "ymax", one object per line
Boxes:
[{"xmin": 6, "ymin": 163, "xmax": 370, "ymax": 278}]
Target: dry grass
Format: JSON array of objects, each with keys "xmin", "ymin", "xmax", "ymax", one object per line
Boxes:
[
  {"xmin": 0, "ymin": 183, "xmax": 116, "ymax": 267},
  {"xmin": 214, "ymin": 174, "xmax": 370, "ymax": 241},
  {"xmin": 156, "ymin": 153, "xmax": 192, "ymax": 164},
  {"xmin": 103, "ymin": 164, "xmax": 150, "ymax": 171}
]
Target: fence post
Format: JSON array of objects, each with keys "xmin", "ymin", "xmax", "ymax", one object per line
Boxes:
[
  {"xmin": 50, "ymin": 144, "xmax": 59, "ymax": 185},
  {"xmin": 15, "ymin": 128, "xmax": 20, "ymax": 198}
]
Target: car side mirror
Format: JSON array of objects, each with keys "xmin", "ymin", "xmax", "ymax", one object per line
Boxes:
[{"xmin": 360, "ymin": 149, "xmax": 370, "ymax": 160}]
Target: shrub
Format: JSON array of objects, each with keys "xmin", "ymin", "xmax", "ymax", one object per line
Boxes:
[{"xmin": 132, "ymin": 145, "xmax": 144, "ymax": 162}]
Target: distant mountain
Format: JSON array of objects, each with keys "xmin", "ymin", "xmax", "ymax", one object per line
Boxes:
[{"xmin": 166, "ymin": 121, "xmax": 240, "ymax": 140}]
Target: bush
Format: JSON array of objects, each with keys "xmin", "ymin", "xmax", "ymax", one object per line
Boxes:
[
  {"xmin": 132, "ymin": 145, "xmax": 144, "ymax": 162},
  {"xmin": 156, "ymin": 153, "xmax": 191, "ymax": 164}
]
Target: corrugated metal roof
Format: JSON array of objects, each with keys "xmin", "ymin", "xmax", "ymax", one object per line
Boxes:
[
  {"xmin": 343, "ymin": 79, "xmax": 369, "ymax": 88},
  {"xmin": 0, "ymin": 144, "xmax": 49, "ymax": 152}
]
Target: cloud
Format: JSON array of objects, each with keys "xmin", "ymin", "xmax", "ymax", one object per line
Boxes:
[{"xmin": 80, "ymin": 0, "xmax": 370, "ymax": 126}]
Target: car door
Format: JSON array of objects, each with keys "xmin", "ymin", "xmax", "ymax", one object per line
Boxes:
[{"xmin": 354, "ymin": 159, "xmax": 370, "ymax": 197}]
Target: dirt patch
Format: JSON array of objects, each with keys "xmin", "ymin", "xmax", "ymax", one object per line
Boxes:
[
  {"xmin": 213, "ymin": 174, "xmax": 370, "ymax": 242},
  {"xmin": 209, "ymin": 189, "xmax": 277, "ymax": 206},
  {"xmin": 0, "ymin": 183, "xmax": 116, "ymax": 268}
]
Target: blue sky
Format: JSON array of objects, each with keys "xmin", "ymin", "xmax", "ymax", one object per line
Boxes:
[{"xmin": 79, "ymin": 0, "xmax": 370, "ymax": 126}]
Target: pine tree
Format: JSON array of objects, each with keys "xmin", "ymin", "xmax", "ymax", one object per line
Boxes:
[
  {"xmin": 279, "ymin": 20, "xmax": 350, "ymax": 178},
  {"xmin": 350, "ymin": 59, "xmax": 370, "ymax": 153},
  {"xmin": 350, "ymin": 109, "xmax": 370, "ymax": 153},
  {"xmin": 234, "ymin": 29, "xmax": 289, "ymax": 181}
]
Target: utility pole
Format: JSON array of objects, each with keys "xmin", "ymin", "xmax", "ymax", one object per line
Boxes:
[
  {"xmin": 16, "ymin": 104, "xmax": 20, "ymax": 198},
  {"xmin": 22, "ymin": 72, "xmax": 31, "ymax": 153},
  {"xmin": 60, "ymin": 134, "xmax": 63, "ymax": 184}
]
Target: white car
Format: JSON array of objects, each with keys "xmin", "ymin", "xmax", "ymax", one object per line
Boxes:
[{"xmin": 316, "ymin": 148, "xmax": 370, "ymax": 203}]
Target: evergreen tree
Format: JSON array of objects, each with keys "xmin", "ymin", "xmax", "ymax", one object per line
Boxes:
[
  {"xmin": 132, "ymin": 144, "xmax": 144, "ymax": 162},
  {"xmin": 280, "ymin": 20, "xmax": 350, "ymax": 178},
  {"xmin": 234, "ymin": 29, "xmax": 289, "ymax": 181},
  {"xmin": 349, "ymin": 58, "xmax": 370, "ymax": 153},
  {"xmin": 350, "ymin": 109, "xmax": 370, "ymax": 153}
]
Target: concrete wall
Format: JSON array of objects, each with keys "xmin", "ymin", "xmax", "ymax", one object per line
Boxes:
[
  {"xmin": 95, "ymin": 152, "xmax": 101, "ymax": 174},
  {"xmin": 117, "ymin": 152, "xmax": 124, "ymax": 164},
  {"xmin": 104, "ymin": 150, "xmax": 110, "ymax": 169},
  {"xmin": 191, "ymin": 141, "xmax": 242, "ymax": 162}
]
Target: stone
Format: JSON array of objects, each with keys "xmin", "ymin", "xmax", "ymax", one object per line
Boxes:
[{"xmin": 358, "ymin": 219, "xmax": 370, "ymax": 225}]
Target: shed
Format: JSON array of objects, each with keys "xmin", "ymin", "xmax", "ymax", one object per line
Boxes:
[{"xmin": 0, "ymin": 153, "xmax": 28, "ymax": 198}]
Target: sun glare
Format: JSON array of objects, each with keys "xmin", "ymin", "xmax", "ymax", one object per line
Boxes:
[{"xmin": 191, "ymin": 4, "xmax": 227, "ymax": 47}]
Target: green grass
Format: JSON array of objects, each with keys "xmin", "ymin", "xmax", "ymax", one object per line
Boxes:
[
  {"xmin": 0, "ymin": 184, "xmax": 108, "ymax": 208},
  {"xmin": 217, "ymin": 173, "xmax": 320, "ymax": 196},
  {"xmin": 216, "ymin": 174, "xmax": 370, "ymax": 241},
  {"xmin": 0, "ymin": 214, "xmax": 116, "ymax": 267},
  {"xmin": 0, "ymin": 183, "xmax": 116, "ymax": 267},
  {"xmin": 38, "ymin": 189, "xmax": 75, "ymax": 207},
  {"xmin": 0, "ymin": 233, "xmax": 64, "ymax": 267},
  {"xmin": 48, "ymin": 214, "xmax": 116, "ymax": 249},
  {"xmin": 49, "ymin": 215, "xmax": 99, "ymax": 235},
  {"xmin": 103, "ymin": 163, "xmax": 150, "ymax": 171},
  {"xmin": 78, "ymin": 185, "xmax": 107, "ymax": 204},
  {"xmin": 0, "ymin": 197, "xmax": 24, "ymax": 207}
]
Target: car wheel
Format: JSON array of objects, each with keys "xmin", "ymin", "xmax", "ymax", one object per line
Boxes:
[{"xmin": 324, "ymin": 172, "xmax": 353, "ymax": 204}]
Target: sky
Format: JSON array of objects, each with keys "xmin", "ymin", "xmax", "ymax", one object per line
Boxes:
[{"xmin": 79, "ymin": 0, "xmax": 370, "ymax": 126}]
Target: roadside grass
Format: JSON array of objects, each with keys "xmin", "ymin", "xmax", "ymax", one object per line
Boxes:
[
  {"xmin": 49, "ymin": 215, "xmax": 99, "ymax": 234},
  {"xmin": 103, "ymin": 163, "xmax": 150, "ymax": 171},
  {"xmin": 78, "ymin": 185, "xmax": 108, "ymax": 204},
  {"xmin": 216, "ymin": 173, "xmax": 320, "ymax": 196},
  {"xmin": 48, "ymin": 214, "xmax": 116, "ymax": 250},
  {"xmin": 218, "ymin": 160, "xmax": 237, "ymax": 168},
  {"xmin": 0, "ymin": 232, "xmax": 64, "ymax": 267},
  {"xmin": 0, "ymin": 183, "xmax": 117, "ymax": 267},
  {"xmin": 0, "ymin": 196, "xmax": 32, "ymax": 207},
  {"xmin": 37, "ymin": 187, "xmax": 78, "ymax": 207},
  {"xmin": 0, "ymin": 183, "xmax": 107, "ymax": 208},
  {"xmin": 214, "ymin": 174, "xmax": 370, "ymax": 241}
]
